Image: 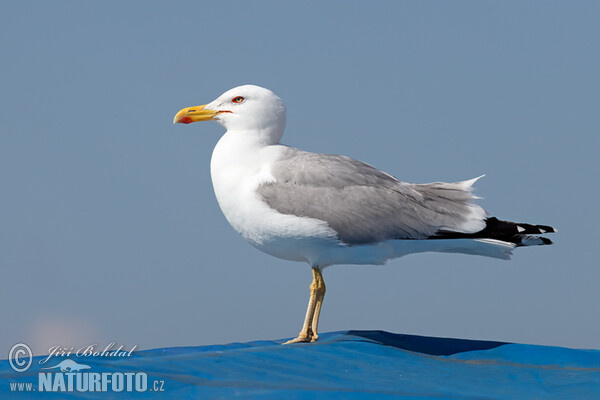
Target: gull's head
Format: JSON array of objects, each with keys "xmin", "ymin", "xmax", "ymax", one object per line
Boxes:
[{"xmin": 174, "ymin": 85, "xmax": 286, "ymax": 144}]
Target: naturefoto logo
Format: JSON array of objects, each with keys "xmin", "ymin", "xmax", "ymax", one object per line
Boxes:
[
  {"xmin": 37, "ymin": 360, "xmax": 148, "ymax": 393},
  {"xmin": 8, "ymin": 343, "xmax": 165, "ymax": 393}
]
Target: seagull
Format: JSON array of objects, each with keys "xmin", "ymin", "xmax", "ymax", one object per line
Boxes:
[{"xmin": 173, "ymin": 85, "xmax": 556, "ymax": 344}]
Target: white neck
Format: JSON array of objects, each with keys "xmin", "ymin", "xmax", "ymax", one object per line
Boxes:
[{"xmin": 210, "ymin": 129, "xmax": 285, "ymax": 210}]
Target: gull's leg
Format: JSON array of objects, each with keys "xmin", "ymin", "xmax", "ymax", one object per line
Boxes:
[
  {"xmin": 310, "ymin": 268, "xmax": 326, "ymax": 343},
  {"xmin": 283, "ymin": 267, "xmax": 320, "ymax": 344}
]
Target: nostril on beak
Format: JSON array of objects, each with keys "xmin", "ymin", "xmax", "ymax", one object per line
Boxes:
[{"xmin": 188, "ymin": 109, "xmax": 196, "ymax": 113}]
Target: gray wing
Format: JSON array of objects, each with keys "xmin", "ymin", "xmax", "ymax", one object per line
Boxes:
[{"xmin": 257, "ymin": 150, "xmax": 486, "ymax": 245}]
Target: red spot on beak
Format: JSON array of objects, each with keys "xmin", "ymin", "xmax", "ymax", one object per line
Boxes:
[{"xmin": 178, "ymin": 116, "xmax": 193, "ymax": 124}]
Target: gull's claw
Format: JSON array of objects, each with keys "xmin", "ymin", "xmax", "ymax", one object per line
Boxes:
[{"xmin": 282, "ymin": 335, "xmax": 313, "ymax": 345}]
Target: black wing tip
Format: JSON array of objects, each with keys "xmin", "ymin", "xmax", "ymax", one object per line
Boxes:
[
  {"xmin": 533, "ymin": 224, "xmax": 557, "ymax": 234},
  {"xmin": 432, "ymin": 217, "xmax": 556, "ymax": 247},
  {"xmin": 486, "ymin": 217, "xmax": 557, "ymax": 236}
]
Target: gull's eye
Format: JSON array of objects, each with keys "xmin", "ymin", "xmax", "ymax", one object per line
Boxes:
[{"xmin": 232, "ymin": 96, "xmax": 245, "ymax": 103}]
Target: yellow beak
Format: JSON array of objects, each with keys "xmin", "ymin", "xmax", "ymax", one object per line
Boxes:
[{"xmin": 173, "ymin": 104, "xmax": 221, "ymax": 124}]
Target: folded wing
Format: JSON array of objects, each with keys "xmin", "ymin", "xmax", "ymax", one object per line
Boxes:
[{"xmin": 257, "ymin": 150, "xmax": 487, "ymax": 245}]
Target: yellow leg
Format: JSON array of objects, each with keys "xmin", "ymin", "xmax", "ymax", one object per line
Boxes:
[
  {"xmin": 283, "ymin": 267, "xmax": 325, "ymax": 344},
  {"xmin": 310, "ymin": 268, "xmax": 326, "ymax": 342}
]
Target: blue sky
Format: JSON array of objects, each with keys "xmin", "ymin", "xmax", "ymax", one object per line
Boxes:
[{"xmin": 1, "ymin": 1, "xmax": 599, "ymax": 355}]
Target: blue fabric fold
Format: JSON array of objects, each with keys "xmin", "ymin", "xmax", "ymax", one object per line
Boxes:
[{"xmin": 2, "ymin": 331, "xmax": 599, "ymax": 399}]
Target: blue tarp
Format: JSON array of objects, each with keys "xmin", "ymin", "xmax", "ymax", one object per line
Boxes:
[{"xmin": 2, "ymin": 330, "xmax": 600, "ymax": 399}]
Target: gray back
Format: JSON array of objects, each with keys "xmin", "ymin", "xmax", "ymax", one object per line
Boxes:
[{"xmin": 257, "ymin": 150, "xmax": 483, "ymax": 245}]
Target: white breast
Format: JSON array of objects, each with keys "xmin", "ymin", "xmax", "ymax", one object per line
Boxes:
[{"xmin": 209, "ymin": 130, "xmax": 338, "ymax": 264}]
